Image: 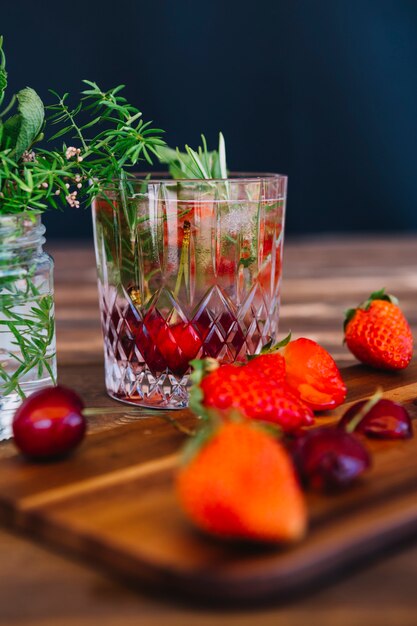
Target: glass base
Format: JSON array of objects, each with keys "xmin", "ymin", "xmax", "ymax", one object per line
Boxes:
[
  {"xmin": 105, "ymin": 364, "xmax": 189, "ymax": 409},
  {"xmin": 0, "ymin": 376, "xmax": 55, "ymax": 441}
]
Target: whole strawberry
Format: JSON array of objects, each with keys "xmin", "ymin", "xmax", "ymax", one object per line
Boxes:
[
  {"xmin": 344, "ymin": 289, "xmax": 413, "ymax": 370},
  {"xmin": 176, "ymin": 421, "xmax": 307, "ymax": 543},
  {"xmin": 192, "ymin": 360, "xmax": 314, "ymax": 432}
]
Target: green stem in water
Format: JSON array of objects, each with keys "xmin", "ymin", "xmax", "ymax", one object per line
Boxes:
[
  {"xmin": 174, "ymin": 220, "xmax": 191, "ymax": 299},
  {"xmin": 0, "ymin": 275, "xmax": 56, "ymax": 399}
]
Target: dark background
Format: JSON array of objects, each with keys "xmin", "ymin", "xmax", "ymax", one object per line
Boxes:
[{"xmin": 2, "ymin": 0, "xmax": 417, "ymax": 238}]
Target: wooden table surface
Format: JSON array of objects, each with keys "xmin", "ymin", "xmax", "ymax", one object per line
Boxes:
[{"xmin": 1, "ymin": 235, "xmax": 417, "ymax": 626}]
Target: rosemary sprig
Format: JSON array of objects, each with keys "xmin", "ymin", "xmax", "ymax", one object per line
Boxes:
[
  {"xmin": 47, "ymin": 81, "xmax": 166, "ymax": 198},
  {"xmin": 0, "ymin": 276, "xmax": 56, "ymax": 399},
  {"xmin": 157, "ymin": 132, "xmax": 228, "ymax": 179}
]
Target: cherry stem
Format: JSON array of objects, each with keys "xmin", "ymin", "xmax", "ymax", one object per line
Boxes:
[{"xmin": 344, "ymin": 388, "xmax": 383, "ymax": 434}]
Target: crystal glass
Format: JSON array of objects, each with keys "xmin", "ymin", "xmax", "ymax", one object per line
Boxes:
[
  {"xmin": 0, "ymin": 213, "xmax": 56, "ymax": 438},
  {"xmin": 92, "ymin": 173, "xmax": 287, "ymax": 409}
]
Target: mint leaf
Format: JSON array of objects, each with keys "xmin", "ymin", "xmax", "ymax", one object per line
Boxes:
[
  {"xmin": 0, "ymin": 36, "xmax": 7, "ymax": 107},
  {"xmin": 0, "ymin": 69, "xmax": 7, "ymax": 102},
  {"xmin": 2, "ymin": 87, "xmax": 44, "ymax": 158},
  {"xmin": 1, "ymin": 114, "xmax": 21, "ymax": 150}
]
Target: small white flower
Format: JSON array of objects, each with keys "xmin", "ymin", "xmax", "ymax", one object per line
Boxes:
[
  {"xmin": 22, "ymin": 150, "xmax": 36, "ymax": 163},
  {"xmin": 65, "ymin": 146, "xmax": 78, "ymax": 159},
  {"xmin": 66, "ymin": 191, "xmax": 80, "ymax": 208},
  {"xmin": 65, "ymin": 146, "xmax": 83, "ymax": 161}
]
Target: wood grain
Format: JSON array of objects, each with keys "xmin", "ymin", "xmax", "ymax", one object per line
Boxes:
[
  {"xmin": 0, "ymin": 360, "xmax": 416, "ymax": 602},
  {"xmin": 0, "ymin": 235, "xmax": 417, "ymax": 623}
]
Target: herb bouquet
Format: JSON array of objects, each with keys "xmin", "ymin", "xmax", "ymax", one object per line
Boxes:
[
  {"xmin": 0, "ymin": 37, "xmax": 85, "ymax": 435},
  {"xmin": 47, "ymin": 82, "xmax": 287, "ymax": 409},
  {"xmin": 1, "ymin": 34, "xmax": 287, "ymax": 421}
]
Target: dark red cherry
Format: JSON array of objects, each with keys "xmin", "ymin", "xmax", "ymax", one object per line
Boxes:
[
  {"xmin": 156, "ymin": 322, "xmax": 202, "ymax": 376},
  {"xmin": 291, "ymin": 426, "xmax": 371, "ymax": 491},
  {"xmin": 339, "ymin": 398, "xmax": 413, "ymax": 439},
  {"xmin": 13, "ymin": 386, "xmax": 86, "ymax": 460}
]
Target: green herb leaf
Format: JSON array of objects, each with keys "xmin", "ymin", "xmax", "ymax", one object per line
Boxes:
[
  {"xmin": 238, "ymin": 255, "xmax": 256, "ymax": 268},
  {"xmin": 0, "ymin": 36, "xmax": 7, "ymax": 108},
  {"xmin": 156, "ymin": 134, "xmax": 228, "ymax": 180},
  {"xmin": 2, "ymin": 87, "xmax": 44, "ymax": 158},
  {"xmin": 218, "ymin": 131, "xmax": 227, "ymax": 179}
]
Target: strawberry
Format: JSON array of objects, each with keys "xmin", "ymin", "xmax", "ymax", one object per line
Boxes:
[
  {"xmin": 344, "ymin": 289, "xmax": 413, "ymax": 370},
  {"xmin": 245, "ymin": 351, "xmax": 286, "ymax": 381},
  {"xmin": 282, "ymin": 338, "xmax": 347, "ymax": 411},
  {"xmin": 193, "ymin": 360, "xmax": 314, "ymax": 432},
  {"xmin": 176, "ymin": 421, "xmax": 307, "ymax": 543},
  {"xmin": 246, "ymin": 336, "xmax": 346, "ymax": 411}
]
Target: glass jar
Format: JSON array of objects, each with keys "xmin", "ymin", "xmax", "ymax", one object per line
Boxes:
[
  {"xmin": 0, "ymin": 213, "xmax": 56, "ymax": 439},
  {"xmin": 92, "ymin": 173, "xmax": 287, "ymax": 409}
]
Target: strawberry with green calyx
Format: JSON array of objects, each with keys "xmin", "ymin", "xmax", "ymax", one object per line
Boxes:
[
  {"xmin": 176, "ymin": 419, "xmax": 307, "ymax": 543},
  {"xmin": 189, "ymin": 357, "xmax": 314, "ymax": 432},
  {"xmin": 245, "ymin": 333, "xmax": 291, "ymax": 380},
  {"xmin": 247, "ymin": 333, "xmax": 347, "ymax": 412},
  {"xmin": 344, "ymin": 288, "xmax": 413, "ymax": 370},
  {"xmin": 188, "ymin": 357, "xmax": 221, "ymax": 420}
]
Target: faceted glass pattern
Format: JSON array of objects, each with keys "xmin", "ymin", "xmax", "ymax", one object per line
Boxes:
[{"xmin": 92, "ymin": 174, "xmax": 287, "ymax": 408}]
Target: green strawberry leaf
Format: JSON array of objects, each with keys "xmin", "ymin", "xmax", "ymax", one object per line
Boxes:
[
  {"xmin": 344, "ymin": 289, "xmax": 400, "ymax": 336},
  {"xmin": 180, "ymin": 423, "xmax": 215, "ymax": 465},
  {"xmin": 188, "ymin": 358, "xmax": 220, "ymax": 419},
  {"xmin": 364, "ymin": 288, "xmax": 399, "ymax": 309},
  {"xmin": 247, "ymin": 332, "xmax": 292, "ymax": 360},
  {"xmin": 369, "ymin": 288, "xmax": 387, "ymax": 300},
  {"xmin": 254, "ymin": 420, "xmax": 283, "ymax": 439},
  {"xmin": 343, "ymin": 307, "xmax": 357, "ymax": 333},
  {"xmin": 1, "ymin": 87, "xmax": 44, "ymax": 158}
]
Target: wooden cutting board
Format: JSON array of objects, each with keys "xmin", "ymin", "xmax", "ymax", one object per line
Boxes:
[{"xmin": 0, "ymin": 361, "xmax": 416, "ymax": 603}]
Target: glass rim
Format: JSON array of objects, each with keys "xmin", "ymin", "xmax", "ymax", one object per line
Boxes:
[{"xmin": 121, "ymin": 171, "xmax": 287, "ymax": 184}]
